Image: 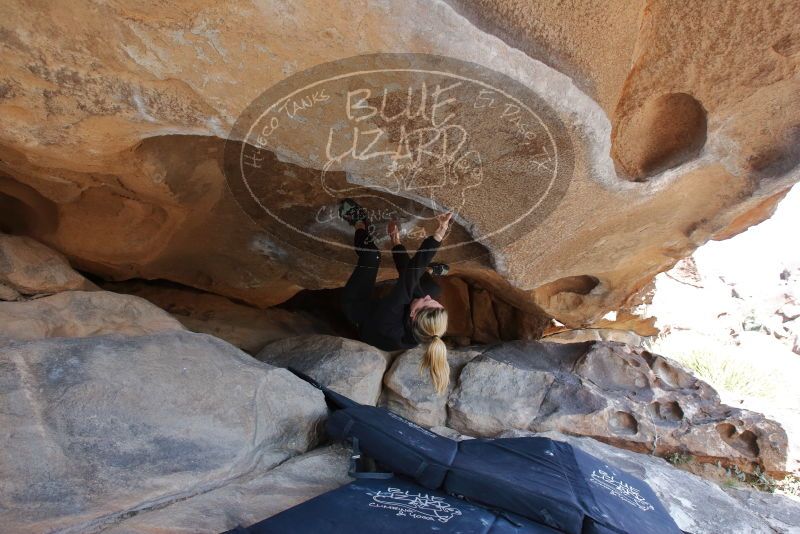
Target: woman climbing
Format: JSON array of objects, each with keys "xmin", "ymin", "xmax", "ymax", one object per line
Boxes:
[{"xmin": 339, "ymin": 198, "xmax": 452, "ymax": 394}]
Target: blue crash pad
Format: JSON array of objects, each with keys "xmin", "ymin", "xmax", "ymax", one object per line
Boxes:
[{"xmin": 231, "ymin": 476, "xmax": 562, "ymax": 534}]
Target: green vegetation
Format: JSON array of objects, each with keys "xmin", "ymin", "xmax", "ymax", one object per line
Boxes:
[
  {"xmin": 774, "ymin": 473, "xmax": 800, "ymax": 499},
  {"xmin": 715, "ymin": 461, "xmax": 800, "ymax": 497},
  {"xmin": 671, "ymin": 348, "xmax": 781, "ymax": 400},
  {"xmin": 665, "ymin": 452, "xmax": 693, "ymax": 466}
]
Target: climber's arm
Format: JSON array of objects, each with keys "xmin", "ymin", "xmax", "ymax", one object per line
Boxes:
[
  {"xmin": 385, "ymin": 213, "xmax": 450, "ymax": 308},
  {"xmin": 392, "ymin": 244, "xmax": 411, "ymax": 274}
]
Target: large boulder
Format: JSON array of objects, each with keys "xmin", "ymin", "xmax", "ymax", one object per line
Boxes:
[
  {"xmin": 115, "ymin": 432, "xmax": 800, "ymax": 534},
  {"xmin": 542, "ymin": 327, "xmax": 649, "ymax": 346},
  {"xmin": 0, "ymin": 331, "xmax": 327, "ymax": 533},
  {"xmin": 105, "ymin": 280, "xmax": 337, "ymax": 353},
  {"xmin": 510, "ymin": 430, "xmax": 800, "ymax": 534},
  {"xmin": 0, "ymin": 290, "xmax": 185, "ymax": 340},
  {"xmin": 383, "ymin": 340, "xmax": 789, "ymax": 474},
  {"xmin": 382, "ymin": 345, "xmax": 483, "ymax": 426},
  {"xmin": 448, "ymin": 350, "xmax": 556, "ymax": 435},
  {"xmin": 106, "ymin": 445, "xmax": 352, "ymax": 534},
  {"xmin": 0, "ymin": 233, "xmax": 95, "ymax": 299},
  {"xmin": 1, "ymin": 1, "xmax": 798, "ymax": 328},
  {"xmin": 721, "ymin": 486, "xmax": 800, "ymax": 534},
  {"xmin": 256, "ymin": 335, "xmax": 391, "ymax": 405}
]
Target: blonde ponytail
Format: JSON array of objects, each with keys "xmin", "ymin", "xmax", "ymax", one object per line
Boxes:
[{"xmin": 413, "ymin": 307, "xmax": 449, "ymax": 395}]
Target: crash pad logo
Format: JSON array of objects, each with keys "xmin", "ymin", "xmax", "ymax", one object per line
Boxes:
[
  {"xmin": 367, "ymin": 487, "xmax": 463, "ymax": 523},
  {"xmin": 223, "ymin": 53, "xmax": 573, "ymax": 265},
  {"xmin": 590, "ymin": 469, "xmax": 655, "ymax": 512}
]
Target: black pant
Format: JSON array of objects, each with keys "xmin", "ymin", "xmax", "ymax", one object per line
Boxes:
[{"xmin": 341, "ymin": 229, "xmax": 441, "ymax": 328}]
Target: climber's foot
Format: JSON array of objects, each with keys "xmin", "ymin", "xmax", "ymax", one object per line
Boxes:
[
  {"xmin": 339, "ymin": 198, "xmax": 368, "ymax": 226},
  {"xmin": 428, "ymin": 263, "xmax": 449, "ymax": 276}
]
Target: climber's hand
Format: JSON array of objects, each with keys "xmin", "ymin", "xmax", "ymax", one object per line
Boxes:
[
  {"xmin": 434, "ymin": 212, "xmax": 452, "ymax": 242},
  {"xmin": 388, "ymin": 219, "xmax": 401, "ymax": 246}
]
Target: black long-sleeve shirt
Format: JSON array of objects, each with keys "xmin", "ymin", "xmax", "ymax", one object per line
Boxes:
[{"xmin": 358, "ymin": 236, "xmax": 441, "ymax": 351}]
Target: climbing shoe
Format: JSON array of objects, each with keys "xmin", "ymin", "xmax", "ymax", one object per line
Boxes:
[
  {"xmin": 429, "ymin": 263, "xmax": 449, "ymax": 276},
  {"xmin": 339, "ymin": 198, "xmax": 369, "ymax": 226}
]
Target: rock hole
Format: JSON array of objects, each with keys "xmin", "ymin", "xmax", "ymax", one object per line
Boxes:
[
  {"xmin": 0, "ymin": 176, "xmax": 58, "ymax": 235},
  {"xmin": 717, "ymin": 423, "xmax": 736, "ymax": 439},
  {"xmin": 609, "ymin": 411, "xmax": 638, "ymax": 435},
  {"xmin": 661, "ymin": 401, "xmax": 684, "ymax": 421},
  {"xmin": 612, "ymin": 92, "xmax": 707, "ymax": 181},
  {"xmin": 716, "ymin": 423, "xmax": 760, "ymax": 457},
  {"xmin": 650, "ymin": 357, "xmax": 694, "ymax": 389},
  {"xmin": 738, "ymin": 431, "xmax": 760, "ymax": 457},
  {"xmin": 638, "ymin": 350, "xmax": 656, "ymax": 367},
  {"xmin": 743, "ymin": 126, "xmax": 800, "ymax": 177},
  {"xmin": 648, "ymin": 401, "xmax": 683, "ymax": 422},
  {"xmin": 541, "ymin": 275, "xmax": 600, "ymax": 296}
]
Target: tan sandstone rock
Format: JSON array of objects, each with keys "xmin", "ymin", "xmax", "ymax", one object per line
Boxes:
[
  {"xmin": 541, "ymin": 327, "xmax": 649, "ymax": 346},
  {"xmin": 0, "ymin": 290, "xmax": 185, "ymax": 340},
  {"xmin": 105, "ymin": 445, "xmax": 353, "ymax": 534},
  {"xmin": 104, "ymin": 280, "xmax": 336, "ymax": 353},
  {"xmin": 0, "ymin": 331, "xmax": 327, "ymax": 533},
  {"xmin": 527, "ymin": 431, "xmax": 799, "ymax": 534},
  {"xmin": 382, "ymin": 344, "xmax": 484, "ymax": 426},
  {"xmin": 0, "ymin": 1, "xmax": 797, "ymax": 326},
  {"xmin": 256, "ymin": 334, "xmax": 391, "ymax": 406},
  {"xmin": 0, "ymin": 233, "xmax": 95, "ymax": 297},
  {"xmin": 384, "ymin": 339, "xmax": 789, "ymax": 475}
]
